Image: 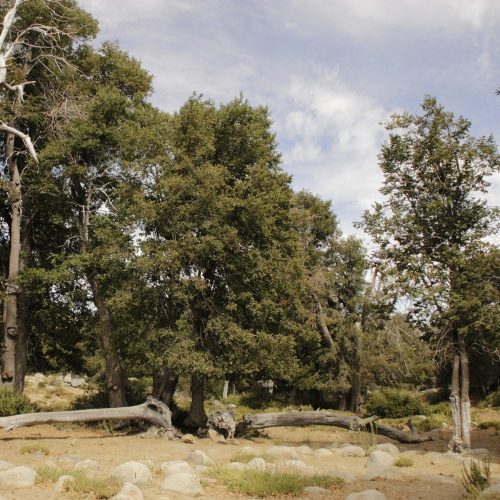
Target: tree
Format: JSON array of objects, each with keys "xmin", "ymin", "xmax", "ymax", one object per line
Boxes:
[
  {"xmin": 0, "ymin": 0, "xmax": 97, "ymax": 390},
  {"xmin": 360, "ymin": 97, "xmax": 499, "ymax": 451}
]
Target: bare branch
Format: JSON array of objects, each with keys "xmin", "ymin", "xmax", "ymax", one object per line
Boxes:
[{"xmin": 0, "ymin": 121, "xmax": 37, "ymax": 162}]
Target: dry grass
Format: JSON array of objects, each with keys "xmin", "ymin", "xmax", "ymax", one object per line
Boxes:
[{"xmin": 20, "ymin": 443, "xmax": 49, "ymax": 455}]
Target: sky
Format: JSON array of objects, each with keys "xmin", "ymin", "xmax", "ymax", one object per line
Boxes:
[{"xmin": 79, "ymin": 0, "xmax": 500, "ymax": 237}]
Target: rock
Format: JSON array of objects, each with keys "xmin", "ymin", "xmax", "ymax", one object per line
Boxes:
[
  {"xmin": 0, "ymin": 466, "xmax": 37, "ymax": 489},
  {"xmin": 194, "ymin": 465, "xmax": 208, "ymax": 473},
  {"xmin": 63, "ymin": 373, "xmax": 72, "ymax": 384},
  {"xmin": 314, "ymin": 448, "xmax": 333, "ymax": 457},
  {"xmin": 112, "ymin": 481, "xmax": 144, "ymax": 500},
  {"xmin": 428, "ymin": 451, "xmax": 462, "ymax": 466},
  {"xmin": 181, "ymin": 433, "xmax": 196, "ymax": 444},
  {"xmin": 57, "ymin": 454, "xmax": 84, "ymax": 467},
  {"xmin": 74, "ymin": 459, "xmax": 99, "ymax": 471},
  {"xmin": 331, "ymin": 470, "xmax": 357, "ymax": 483},
  {"xmin": 34, "ymin": 372, "xmax": 46, "ymax": 381},
  {"xmin": 482, "ymin": 483, "xmax": 500, "ymax": 497},
  {"xmin": 366, "ymin": 450, "xmax": 395, "ymax": 468},
  {"xmin": 304, "ymin": 486, "xmax": 330, "ymax": 496},
  {"xmin": 185, "ymin": 450, "xmax": 213, "ymax": 466},
  {"xmin": 112, "ymin": 461, "xmax": 152, "ymax": 485},
  {"xmin": 140, "ymin": 460, "xmax": 154, "ymax": 469},
  {"xmin": 283, "ymin": 459, "xmax": 307, "ymax": 469},
  {"xmin": 373, "ymin": 443, "xmax": 399, "ymax": 457},
  {"xmin": 345, "ymin": 490, "xmax": 386, "ymax": 500},
  {"xmin": 267, "ymin": 445, "xmax": 298, "ymax": 459},
  {"xmin": 226, "ymin": 462, "xmax": 246, "ymax": 471},
  {"xmin": 160, "ymin": 473, "xmax": 204, "ymax": 497},
  {"xmin": 364, "ymin": 467, "xmax": 404, "ymax": 481},
  {"xmin": 53, "ymin": 475, "xmax": 75, "ymax": 492},
  {"xmin": 338, "ymin": 445, "xmax": 365, "ymax": 457},
  {"xmin": 0, "ymin": 462, "xmax": 15, "ymax": 472},
  {"xmin": 207, "ymin": 428, "xmax": 225, "ymax": 443},
  {"xmin": 70, "ymin": 375, "xmax": 86, "ymax": 388},
  {"xmin": 247, "ymin": 457, "xmax": 266, "ymax": 470},
  {"xmin": 296, "ymin": 445, "xmax": 314, "ymax": 455},
  {"xmin": 339, "ymin": 442, "xmax": 354, "ymax": 448},
  {"xmin": 161, "ymin": 460, "xmax": 195, "ymax": 477}
]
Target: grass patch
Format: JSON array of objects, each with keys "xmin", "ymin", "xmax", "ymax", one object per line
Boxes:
[
  {"xmin": 36, "ymin": 466, "xmax": 121, "ymax": 499},
  {"xmin": 413, "ymin": 413, "xmax": 450, "ymax": 432},
  {"xmin": 394, "ymin": 456, "xmax": 414, "ymax": 467},
  {"xmin": 20, "ymin": 443, "xmax": 49, "ymax": 455},
  {"xmin": 210, "ymin": 466, "xmax": 342, "ymax": 497}
]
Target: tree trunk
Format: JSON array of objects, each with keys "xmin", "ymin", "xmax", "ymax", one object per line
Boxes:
[
  {"xmin": 153, "ymin": 366, "xmax": 178, "ymax": 407},
  {"xmin": 243, "ymin": 411, "xmax": 432, "ymax": 444},
  {"xmin": 14, "ymin": 221, "xmax": 31, "ymax": 392},
  {"xmin": 183, "ymin": 374, "xmax": 207, "ymax": 429},
  {"xmin": 222, "ymin": 380, "xmax": 229, "ymax": 400},
  {"xmin": 0, "ymin": 398, "xmax": 173, "ymax": 432},
  {"xmin": 1, "ymin": 132, "xmax": 20, "ymax": 388},
  {"xmin": 88, "ymin": 275, "xmax": 127, "ymax": 408},
  {"xmin": 449, "ymin": 332, "xmax": 471, "ymax": 452},
  {"xmin": 348, "ymin": 322, "xmax": 363, "ymax": 414},
  {"xmin": 338, "ymin": 392, "xmax": 347, "ymax": 411}
]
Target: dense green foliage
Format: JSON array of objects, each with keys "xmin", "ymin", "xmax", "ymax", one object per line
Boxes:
[
  {"xmin": 364, "ymin": 388, "xmax": 426, "ymax": 418},
  {"xmin": 0, "ymin": 387, "xmax": 35, "ymax": 416}
]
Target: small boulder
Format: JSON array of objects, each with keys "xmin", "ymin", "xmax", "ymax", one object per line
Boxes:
[
  {"xmin": 112, "ymin": 481, "xmax": 144, "ymax": 500},
  {"xmin": 315, "ymin": 448, "xmax": 333, "ymax": 457},
  {"xmin": 247, "ymin": 457, "xmax": 266, "ymax": 470},
  {"xmin": 267, "ymin": 446, "xmax": 298, "ymax": 459},
  {"xmin": 207, "ymin": 428, "xmax": 225, "ymax": 443},
  {"xmin": 160, "ymin": 473, "xmax": 204, "ymax": 497},
  {"xmin": 34, "ymin": 372, "xmax": 46, "ymax": 381},
  {"xmin": 338, "ymin": 445, "xmax": 365, "ymax": 458},
  {"xmin": 373, "ymin": 443, "xmax": 399, "ymax": 457},
  {"xmin": 63, "ymin": 373, "xmax": 72, "ymax": 385},
  {"xmin": 463, "ymin": 448, "xmax": 490, "ymax": 460},
  {"xmin": 53, "ymin": 475, "xmax": 75, "ymax": 492},
  {"xmin": 296, "ymin": 445, "xmax": 314, "ymax": 455},
  {"xmin": 420, "ymin": 474, "xmax": 457, "ymax": 485},
  {"xmin": 112, "ymin": 461, "xmax": 152, "ymax": 485},
  {"xmin": 57, "ymin": 454, "xmax": 84, "ymax": 467},
  {"xmin": 226, "ymin": 462, "xmax": 246, "ymax": 471},
  {"xmin": 304, "ymin": 486, "xmax": 330, "ymax": 496},
  {"xmin": 161, "ymin": 460, "xmax": 195, "ymax": 477},
  {"xmin": 0, "ymin": 466, "xmax": 37, "ymax": 489},
  {"xmin": 482, "ymin": 483, "xmax": 500, "ymax": 497},
  {"xmin": 364, "ymin": 467, "xmax": 403, "ymax": 481},
  {"xmin": 70, "ymin": 376, "xmax": 86, "ymax": 388},
  {"xmin": 283, "ymin": 459, "xmax": 307, "ymax": 469},
  {"xmin": 0, "ymin": 462, "xmax": 15, "ymax": 472},
  {"xmin": 181, "ymin": 434, "xmax": 196, "ymax": 444},
  {"xmin": 345, "ymin": 490, "xmax": 386, "ymax": 500},
  {"xmin": 185, "ymin": 450, "xmax": 213, "ymax": 466},
  {"xmin": 366, "ymin": 450, "xmax": 395, "ymax": 468},
  {"xmin": 74, "ymin": 459, "xmax": 99, "ymax": 471}
]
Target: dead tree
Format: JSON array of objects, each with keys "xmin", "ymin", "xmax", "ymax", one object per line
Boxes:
[
  {"xmin": 243, "ymin": 411, "xmax": 432, "ymax": 444},
  {"xmin": 0, "ymin": 397, "xmax": 173, "ymax": 432}
]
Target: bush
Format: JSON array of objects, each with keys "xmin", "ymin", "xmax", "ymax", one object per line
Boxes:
[
  {"xmin": 414, "ymin": 413, "xmax": 450, "ymax": 432},
  {"xmin": 364, "ymin": 388, "xmax": 427, "ymax": 418},
  {"xmin": 395, "ymin": 456, "xmax": 414, "ymax": 467},
  {"xmin": 482, "ymin": 389, "xmax": 500, "ymax": 408},
  {"xmin": 0, "ymin": 387, "xmax": 36, "ymax": 416}
]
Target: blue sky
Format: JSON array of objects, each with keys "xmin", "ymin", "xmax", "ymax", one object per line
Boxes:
[{"xmin": 79, "ymin": 0, "xmax": 500, "ymax": 237}]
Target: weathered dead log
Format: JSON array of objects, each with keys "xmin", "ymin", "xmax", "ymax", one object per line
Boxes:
[
  {"xmin": 0, "ymin": 397, "xmax": 173, "ymax": 432},
  {"xmin": 243, "ymin": 411, "xmax": 433, "ymax": 444}
]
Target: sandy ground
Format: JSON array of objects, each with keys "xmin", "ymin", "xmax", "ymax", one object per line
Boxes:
[{"xmin": 0, "ymin": 378, "xmax": 499, "ymax": 499}]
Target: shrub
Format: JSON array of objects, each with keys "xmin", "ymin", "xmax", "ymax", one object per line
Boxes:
[
  {"xmin": 364, "ymin": 389, "xmax": 426, "ymax": 418},
  {"xmin": 482, "ymin": 389, "xmax": 500, "ymax": 408},
  {"xmin": 20, "ymin": 444, "xmax": 49, "ymax": 455},
  {"xmin": 0, "ymin": 387, "xmax": 35, "ymax": 416},
  {"xmin": 478, "ymin": 421, "xmax": 500, "ymax": 431},
  {"xmin": 414, "ymin": 413, "xmax": 450, "ymax": 432},
  {"xmin": 462, "ymin": 459, "xmax": 490, "ymax": 498}
]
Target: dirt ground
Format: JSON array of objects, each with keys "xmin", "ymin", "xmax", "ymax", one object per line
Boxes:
[
  {"xmin": 0, "ymin": 424, "xmax": 498, "ymax": 499},
  {"xmin": 0, "ymin": 378, "xmax": 499, "ymax": 499}
]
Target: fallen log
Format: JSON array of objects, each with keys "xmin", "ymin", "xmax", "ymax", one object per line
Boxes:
[
  {"xmin": 0, "ymin": 397, "xmax": 173, "ymax": 432},
  {"xmin": 243, "ymin": 411, "xmax": 432, "ymax": 444}
]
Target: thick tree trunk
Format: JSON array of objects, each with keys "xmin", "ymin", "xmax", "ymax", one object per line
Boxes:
[
  {"xmin": 1, "ymin": 133, "xmax": 20, "ymax": 388},
  {"xmin": 449, "ymin": 332, "xmax": 471, "ymax": 452},
  {"xmin": 183, "ymin": 374, "xmax": 208, "ymax": 429},
  {"xmin": 152, "ymin": 366, "xmax": 178, "ymax": 407},
  {"xmin": 0, "ymin": 398, "xmax": 173, "ymax": 431},
  {"xmin": 222, "ymin": 380, "xmax": 229, "ymax": 400},
  {"xmin": 338, "ymin": 392, "xmax": 347, "ymax": 411},
  {"xmin": 243, "ymin": 411, "xmax": 432, "ymax": 444},
  {"xmin": 88, "ymin": 275, "xmax": 127, "ymax": 408}
]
